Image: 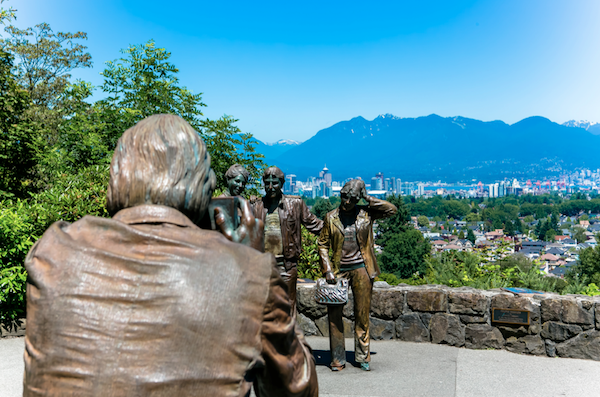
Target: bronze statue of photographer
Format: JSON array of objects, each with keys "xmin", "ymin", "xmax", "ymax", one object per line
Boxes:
[{"xmin": 23, "ymin": 115, "xmax": 317, "ymax": 397}]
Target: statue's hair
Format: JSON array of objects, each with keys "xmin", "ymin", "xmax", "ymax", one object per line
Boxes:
[
  {"xmin": 262, "ymin": 166, "xmax": 285, "ymax": 183},
  {"xmin": 225, "ymin": 164, "xmax": 250, "ymax": 182},
  {"xmin": 106, "ymin": 114, "xmax": 216, "ymax": 223},
  {"xmin": 340, "ymin": 179, "xmax": 365, "ymax": 197}
]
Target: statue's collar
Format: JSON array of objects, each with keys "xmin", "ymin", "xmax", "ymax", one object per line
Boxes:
[{"xmin": 113, "ymin": 204, "xmax": 196, "ymax": 228}]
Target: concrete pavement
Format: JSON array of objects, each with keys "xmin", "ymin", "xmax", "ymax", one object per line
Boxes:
[{"xmin": 3, "ymin": 336, "xmax": 600, "ymax": 397}]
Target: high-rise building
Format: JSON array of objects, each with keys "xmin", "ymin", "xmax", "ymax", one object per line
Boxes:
[
  {"xmin": 417, "ymin": 183, "xmax": 425, "ymax": 197},
  {"xmin": 384, "ymin": 178, "xmax": 391, "ymax": 192},
  {"xmin": 319, "ymin": 165, "xmax": 332, "ymax": 186},
  {"xmin": 371, "ymin": 177, "xmax": 378, "ymax": 190},
  {"xmin": 396, "ymin": 178, "xmax": 402, "ymax": 194},
  {"xmin": 285, "ymin": 174, "xmax": 297, "ymax": 194},
  {"xmin": 499, "ymin": 182, "xmax": 506, "ymax": 197},
  {"xmin": 375, "ymin": 172, "xmax": 384, "ymax": 190}
]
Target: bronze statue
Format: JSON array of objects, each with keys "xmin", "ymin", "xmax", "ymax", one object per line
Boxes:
[
  {"xmin": 252, "ymin": 166, "xmax": 323, "ymax": 310},
  {"xmin": 221, "ymin": 163, "xmax": 250, "ymax": 197},
  {"xmin": 23, "ymin": 115, "xmax": 318, "ymax": 396},
  {"xmin": 318, "ymin": 179, "xmax": 397, "ymax": 372}
]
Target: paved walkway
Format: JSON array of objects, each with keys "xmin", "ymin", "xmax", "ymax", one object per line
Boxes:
[{"xmin": 3, "ymin": 336, "xmax": 600, "ymax": 397}]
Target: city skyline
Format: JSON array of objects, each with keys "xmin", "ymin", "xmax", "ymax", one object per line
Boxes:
[
  {"xmin": 283, "ymin": 165, "xmax": 600, "ymax": 199},
  {"xmin": 8, "ymin": 0, "xmax": 600, "ymax": 143}
]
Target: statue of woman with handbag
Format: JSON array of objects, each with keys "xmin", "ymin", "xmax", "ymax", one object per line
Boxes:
[{"xmin": 317, "ymin": 179, "xmax": 397, "ymax": 371}]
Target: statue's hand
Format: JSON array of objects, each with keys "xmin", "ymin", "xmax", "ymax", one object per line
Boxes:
[
  {"xmin": 215, "ymin": 197, "xmax": 264, "ymax": 251},
  {"xmin": 325, "ymin": 271, "xmax": 336, "ymax": 284},
  {"xmin": 361, "ymin": 185, "xmax": 368, "ymax": 201}
]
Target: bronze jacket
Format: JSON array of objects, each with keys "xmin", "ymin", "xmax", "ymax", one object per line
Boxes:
[
  {"xmin": 252, "ymin": 195, "xmax": 323, "ymax": 262},
  {"xmin": 318, "ymin": 197, "xmax": 397, "ymax": 279},
  {"xmin": 23, "ymin": 204, "xmax": 317, "ymax": 397}
]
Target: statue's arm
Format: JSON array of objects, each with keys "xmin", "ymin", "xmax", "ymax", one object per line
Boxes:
[
  {"xmin": 364, "ymin": 195, "xmax": 398, "ymax": 220},
  {"xmin": 317, "ymin": 219, "xmax": 334, "ymax": 277},
  {"xmin": 255, "ymin": 261, "xmax": 318, "ymax": 397},
  {"xmin": 300, "ymin": 199, "xmax": 324, "ymax": 235}
]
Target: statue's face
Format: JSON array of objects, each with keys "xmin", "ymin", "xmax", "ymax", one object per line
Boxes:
[
  {"xmin": 227, "ymin": 174, "xmax": 246, "ymax": 196},
  {"xmin": 264, "ymin": 175, "xmax": 283, "ymax": 199},
  {"xmin": 340, "ymin": 190, "xmax": 360, "ymax": 212}
]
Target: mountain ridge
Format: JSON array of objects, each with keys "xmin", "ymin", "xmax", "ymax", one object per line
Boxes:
[{"xmin": 249, "ymin": 114, "xmax": 600, "ymax": 182}]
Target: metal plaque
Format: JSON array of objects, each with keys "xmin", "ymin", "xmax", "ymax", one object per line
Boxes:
[{"xmin": 491, "ymin": 308, "xmax": 530, "ymax": 325}]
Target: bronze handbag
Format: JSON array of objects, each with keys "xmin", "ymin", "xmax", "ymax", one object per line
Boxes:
[{"xmin": 315, "ymin": 278, "xmax": 348, "ymax": 305}]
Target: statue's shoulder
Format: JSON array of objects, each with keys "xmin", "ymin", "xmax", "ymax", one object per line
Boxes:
[{"xmin": 284, "ymin": 195, "xmax": 302, "ymax": 200}]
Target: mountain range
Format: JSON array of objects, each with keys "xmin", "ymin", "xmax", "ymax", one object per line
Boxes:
[{"xmin": 251, "ymin": 114, "xmax": 600, "ymax": 182}]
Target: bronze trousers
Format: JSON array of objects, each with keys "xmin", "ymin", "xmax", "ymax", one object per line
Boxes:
[
  {"xmin": 276, "ymin": 259, "xmax": 299, "ymax": 312},
  {"xmin": 327, "ymin": 266, "xmax": 373, "ymax": 367}
]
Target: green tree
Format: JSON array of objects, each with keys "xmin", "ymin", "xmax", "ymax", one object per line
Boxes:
[
  {"xmin": 544, "ymin": 229, "xmax": 557, "ymax": 242},
  {"xmin": 375, "ymin": 194, "xmax": 410, "ymax": 246},
  {"xmin": 504, "ymin": 219, "xmax": 515, "ymax": 237},
  {"xmin": 458, "ymin": 230, "xmax": 465, "ymax": 239},
  {"xmin": 0, "ymin": 0, "xmax": 16, "ymax": 25},
  {"xmin": 2, "ymin": 23, "xmax": 92, "ymax": 109},
  {"xmin": 98, "ymin": 40, "xmax": 264, "ymax": 192},
  {"xmin": 377, "ymin": 195, "xmax": 430, "ymax": 278},
  {"xmin": 0, "ymin": 49, "xmax": 33, "ymax": 197},
  {"xmin": 549, "ymin": 213, "xmax": 559, "ymax": 231},
  {"xmin": 465, "ymin": 212, "xmax": 480, "ymax": 222},
  {"xmin": 570, "ymin": 246, "xmax": 600, "ymax": 286},
  {"xmin": 417, "ymin": 215, "xmax": 429, "ymax": 227},
  {"xmin": 573, "ymin": 227, "xmax": 587, "ymax": 244},
  {"xmin": 378, "ymin": 228, "xmax": 431, "ymax": 278},
  {"xmin": 523, "ymin": 215, "xmax": 534, "ymax": 223},
  {"xmin": 98, "ymin": 40, "xmax": 205, "ymax": 148},
  {"xmin": 466, "ymin": 229, "xmax": 476, "ymax": 244},
  {"xmin": 311, "ymin": 197, "xmax": 334, "ymax": 220}
]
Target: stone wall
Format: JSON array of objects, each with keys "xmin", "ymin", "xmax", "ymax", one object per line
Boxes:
[{"xmin": 297, "ymin": 282, "xmax": 600, "ymax": 361}]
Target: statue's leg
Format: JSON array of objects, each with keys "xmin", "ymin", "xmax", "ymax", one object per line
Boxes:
[
  {"xmin": 286, "ymin": 264, "xmax": 298, "ymax": 312},
  {"xmin": 327, "ymin": 304, "xmax": 346, "ymax": 369},
  {"xmin": 352, "ymin": 267, "xmax": 373, "ymax": 363}
]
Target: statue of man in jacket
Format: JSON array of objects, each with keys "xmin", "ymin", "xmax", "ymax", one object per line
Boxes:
[
  {"xmin": 318, "ymin": 179, "xmax": 397, "ymax": 372},
  {"xmin": 252, "ymin": 166, "xmax": 323, "ymax": 310}
]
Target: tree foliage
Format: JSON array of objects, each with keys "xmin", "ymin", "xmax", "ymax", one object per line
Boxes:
[{"xmin": 376, "ymin": 195, "xmax": 431, "ymax": 278}]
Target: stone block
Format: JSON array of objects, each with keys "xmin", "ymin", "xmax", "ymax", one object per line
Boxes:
[
  {"xmin": 497, "ymin": 325, "xmax": 529, "ymax": 339},
  {"xmin": 449, "ymin": 292, "xmax": 488, "ymax": 315},
  {"xmin": 407, "ymin": 289, "xmax": 448, "ymax": 312},
  {"xmin": 540, "ymin": 321, "xmax": 583, "ymax": 342},
  {"xmin": 420, "ymin": 313, "xmax": 433, "ymax": 326},
  {"xmin": 541, "ymin": 298, "xmax": 562, "ymax": 322},
  {"xmin": 297, "ymin": 313, "xmax": 319, "ymax": 336},
  {"xmin": 562, "ymin": 300, "xmax": 594, "ymax": 326},
  {"xmin": 459, "ymin": 314, "xmax": 488, "ymax": 324},
  {"xmin": 545, "ymin": 340, "xmax": 556, "ymax": 357},
  {"xmin": 556, "ymin": 330, "xmax": 600, "ymax": 361},
  {"xmin": 395, "ymin": 313, "xmax": 430, "ymax": 342},
  {"xmin": 370, "ymin": 317, "xmax": 394, "ymax": 340},
  {"xmin": 296, "ymin": 286, "xmax": 327, "ymax": 319},
  {"xmin": 370, "ymin": 289, "xmax": 404, "ymax": 320},
  {"xmin": 505, "ymin": 335, "xmax": 545, "ymax": 355},
  {"xmin": 581, "ymin": 300, "xmax": 593, "ymax": 311},
  {"xmin": 315, "ymin": 316, "xmax": 354, "ymax": 338},
  {"xmin": 465, "ymin": 324, "xmax": 504, "ymax": 349},
  {"xmin": 373, "ymin": 281, "xmax": 391, "ymax": 288},
  {"xmin": 596, "ymin": 303, "xmax": 600, "ymax": 330},
  {"xmin": 430, "ymin": 313, "xmax": 465, "ymax": 346}
]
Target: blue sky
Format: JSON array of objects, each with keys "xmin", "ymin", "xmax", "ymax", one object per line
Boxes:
[{"xmin": 6, "ymin": 0, "xmax": 600, "ymax": 143}]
